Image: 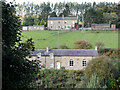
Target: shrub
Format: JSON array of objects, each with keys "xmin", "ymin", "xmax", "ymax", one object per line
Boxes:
[
  {"xmin": 74, "ymin": 40, "xmax": 92, "ymax": 49},
  {"xmin": 59, "ymin": 44, "xmax": 69, "ymax": 49},
  {"xmin": 95, "ymin": 42, "xmax": 104, "ymax": 49},
  {"xmin": 84, "ymin": 57, "xmax": 119, "ymax": 87}
]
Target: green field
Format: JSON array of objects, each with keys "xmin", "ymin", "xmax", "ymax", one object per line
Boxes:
[{"xmin": 21, "ymin": 30, "xmax": 118, "ymax": 49}]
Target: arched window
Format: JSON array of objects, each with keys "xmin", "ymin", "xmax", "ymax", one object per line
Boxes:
[
  {"xmin": 82, "ymin": 59, "xmax": 86, "ymax": 66},
  {"xmin": 70, "ymin": 60, "xmax": 73, "ymax": 66}
]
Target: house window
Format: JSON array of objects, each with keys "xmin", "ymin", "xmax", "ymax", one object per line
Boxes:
[
  {"xmin": 51, "ymin": 26, "xmax": 53, "ymax": 29},
  {"xmin": 70, "ymin": 60, "xmax": 73, "ymax": 66},
  {"xmin": 51, "ymin": 21, "xmax": 53, "ymax": 24},
  {"xmin": 64, "ymin": 21, "xmax": 67, "ymax": 24},
  {"xmin": 82, "ymin": 59, "xmax": 86, "ymax": 66},
  {"xmin": 72, "ymin": 21, "xmax": 75, "ymax": 24},
  {"xmin": 50, "ymin": 53, "xmax": 54, "ymax": 59},
  {"xmin": 64, "ymin": 26, "xmax": 66, "ymax": 28},
  {"xmin": 50, "ymin": 63, "xmax": 53, "ymax": 67},
  {"xmin": 58, "ymin": 26, "xmax": 61, "ymax": 29},
  {"xmin": 58, "ymin": 21, "xmax": 60, "ymax": 23}
]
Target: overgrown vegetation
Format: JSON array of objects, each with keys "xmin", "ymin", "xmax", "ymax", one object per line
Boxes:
[{"xmin": 2, "ymin": 1, "xmax": 39, "ymax": 89}]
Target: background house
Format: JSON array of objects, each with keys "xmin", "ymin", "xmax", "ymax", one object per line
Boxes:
[
  {"xmin": 48, "ymin": 16, "xmax": 78, "ymax": 30},
  {"xmin": 27, "ymin": 47, "xmax": 98, "ymax": 70},
  {"xmin": 91, "ymin": 24, "xmax": 116, "ymax": 30},
  {"xmin": 22, "ymin": 25, "xmax": 44, "ymax": 31}
]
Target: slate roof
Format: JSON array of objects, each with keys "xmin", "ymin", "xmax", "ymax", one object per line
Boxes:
[
  {"xmin": 29, "ymin": 49, "xmax": 98, "ymax": 57},
  {"xmin": 91, "ymin": 24, "xmax": 109, "ymax": 26},
  {"xmin": 48, "ymin": 17, "xmax": 77, "ymax": 20}
]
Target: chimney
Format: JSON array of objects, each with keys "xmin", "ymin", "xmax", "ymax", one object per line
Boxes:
[
  {"xmin": 95, "ymin": 46, "xmax": 97, "ymax": 50},
  {"xmin": 46, "ymin": 47, "xmax": 50, "ymax": 52},
  {"xmin": 48, "ymin": 15, "xmax": 50, "ymax": 18}
]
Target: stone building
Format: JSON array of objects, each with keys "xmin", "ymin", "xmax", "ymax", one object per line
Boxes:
[
  {"xmin": 22, "ymin": 25, "xmax": 44, "ymax": 31},
  {"xmin": 27, "ymin": 47, "xmax": 98, "ymax": 70},
  {"xmin": 47, "ymin": 16, "xmax": 78, "ymax": 30}
]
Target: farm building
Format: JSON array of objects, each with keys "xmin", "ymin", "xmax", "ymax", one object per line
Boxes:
[
  {"xmin": 48, "ymin": 15, "xmax": 78, "ymax": 30},
  {"xmin": 91, "ymin": 24, "xmax": 116, "ymax": 30},
  {"xmin": 27, "ymin": 47, "xmax": 98, "ymax": 70},
  {"xmin": 22, "ymin": 25, "xmax": 44, "ymax": 31}
]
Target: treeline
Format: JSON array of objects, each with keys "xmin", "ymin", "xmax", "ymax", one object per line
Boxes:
[{"xmin": 15, "ymin": 2, "xmax": 118, "ymax": 27}]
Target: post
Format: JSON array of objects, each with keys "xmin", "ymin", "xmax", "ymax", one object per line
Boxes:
[
  {"xmin": 82, "ymin": 11, "xmax": 84, "ymax": 33},
  {"xmin": 58, "ymin": 30, "xmax": 59, "ymax": 49}
]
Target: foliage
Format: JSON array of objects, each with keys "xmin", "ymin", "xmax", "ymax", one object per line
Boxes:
[
  {"xmin": 74, "ymin": 40, "xmax": 92, "ymax": 49},
  {"xmin": 40, "ymin": 19, "xmax": 46, "ymax": 26},
  {"xmin": 59, "ymin": 44, "xmax": 69, "ymax": 49},
  {"xmin": 37, "ymin": 69, "xmax": 84, "ymax": 88},
  {"xmin": 16, "ymin": 2, "xmax": 118, "ymax": 27},
  {"xmin": 2, "ymin": 1, "xmax": 39, "ymax": 89},
  {"xmin": 23, "ymin": 15, "xmax": 35, "ymax": 26},
  {"xmin": 86, "ymin": 73, "xmax": 101, "ymax": 88},
  {"xmin": 106, "ymin": 77, "xmax": 120, "ymax": 89},
  {"xmin": 84, "ymin": 57, "xmax": 119, "ymax": 87},
  {"xmin": 95, "ymin": 42, "xmax": 104, "ymax": 50},
  {"xmin": 50, "ymin": 12, "xmax": 57, "ymax": 17}
]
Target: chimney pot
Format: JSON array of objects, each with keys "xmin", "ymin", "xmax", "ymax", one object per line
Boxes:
[{"xmin": 95, "ymin": 46, "xmax": 97, "ymax": 50}]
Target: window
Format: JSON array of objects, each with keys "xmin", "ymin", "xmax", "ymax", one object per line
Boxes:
[
  {"xmin": 70, "ymin": 60, "xmax": 73, "ymax": 66},
  {"xmin": 64, "ymin": 26, "xmax": 66, "ymax": 28},
  {"xmin": 58, "ymin": 21, "xmax": 60, "ymax": 23},
  {"xmin": 50, "ymin": 63, "xmax": 53, "ymax": 67},
  {"xmin": 82, "ymin": 59, "xmax": 86, "ymax": 66},
  {"xmin": 51, "ymin": 26, "xmax": 53, "ymax": 29},
  {"xmin": 72, "ymin": 21, "xmax": 75, "ymax": 24},
  {"xmin": 64, "ymin": 21, "xmax": 67, "ymax": 24},
  {"xmin": 58, "ymin": 26, "xmax": 61, "ymax": 29},
  {"xmin": 50, "ymin": 53, "xmax": 54, "ymax": 59},
  {"xmin": 51, "ymin": 21, "xmax": 53, "ymax": 24}
]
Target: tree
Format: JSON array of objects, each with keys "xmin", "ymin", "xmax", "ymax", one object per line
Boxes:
[
  {"xmin": 74, "ymin": 40, "xmax": 92, "ymax": 49},
  {"xmin": 23, "ymin": 15, "xmax": 35, "ymax": 26},
  {"xmin": 59, "ymin": 44, "xmax": 69, "ymax": 49},
  {"xmin": 2, "ymin": 1, "xmax": 39, "ymax": 89},
  {"xmin": 84, "ymin": 57, "xmax": 119, "ymax": 87},
  {"xmin": 40, "ymin": 19, "xmax": 45, "ymax": 25},
  {"xmin": 50, "ymin": 12, "xmax": 57, "ymax": 17},
  {"xmin": 95, "ymin": 42, "xmax": 104, "ymax": 50}
]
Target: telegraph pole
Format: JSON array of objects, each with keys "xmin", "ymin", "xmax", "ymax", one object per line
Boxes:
[
  {"xmin": 81, "ymin": 10, "xmax": 85, "ymax": 33},
  {"xmin": 58, "ymin": 30, "xmax": 59, "ymax": 49}
]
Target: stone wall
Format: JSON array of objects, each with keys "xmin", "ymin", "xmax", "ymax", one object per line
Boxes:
[{"xmin": 27, "ymin": 55, "xmax": 96, "ymax": 70}]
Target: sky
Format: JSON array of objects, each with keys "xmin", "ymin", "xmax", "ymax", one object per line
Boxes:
[{"xmin": 6, "ymin": 0, "xmax": 119, "ymax": 4}]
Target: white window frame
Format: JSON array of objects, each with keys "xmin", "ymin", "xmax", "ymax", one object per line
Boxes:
[
  {"xmin": 50, "ymin": 63, "xmax": 54, "ymax": 67},
  {"xmin": 69, "ymin": 59, "xmax": 73, "ymax": 66},
  {"xmin": 49, "ymin": 53, "xmax": 54, "ymax": 59},
  {"xmin": 51, "ymin": 21, "xmax": 53, "ymax": 24},
  {"xmin": 64, "ymin": 21, "xmax": 67, "ymax": 24},
  {"xmin": 72, "ymin": 21, "xmax": 75, "ymax": 24},
  {"xmin": 82, "ymin": 59, "xmax": 86, "ymax": 66}
]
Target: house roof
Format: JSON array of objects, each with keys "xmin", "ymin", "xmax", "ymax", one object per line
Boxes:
[
  {"xmin": 91, "ymin": 24, "xmax": 109, "ymax": 26},
  {"xmin": 48, "ymin": 17, "xmax": 77, "ymax": 20},
  {"xmin": 29, "ymin": 49, "xmax": 98, "ymax": 57}
]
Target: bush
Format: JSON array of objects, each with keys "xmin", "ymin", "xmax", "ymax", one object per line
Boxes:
[
  {"xmin": 74, "ymin": 40, "xmax": 92, "ymax": 49},
  {"xmin": 84, "ymin": 57, "xmax": 119, "ymax": 87},
  {"xmin": 95, "ymin": 42, "xmax": 104, "ymax": 50},
  {"xmin": 59, "ymin": 44, "xmax": 69, "ymax": 49}
]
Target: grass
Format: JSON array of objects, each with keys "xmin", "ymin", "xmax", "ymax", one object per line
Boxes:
[{"xmin": 21, "ymin": 30, "xmax": 118, "ymax": 49}]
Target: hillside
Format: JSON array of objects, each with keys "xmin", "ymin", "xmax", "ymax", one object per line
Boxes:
[{"xmin": 21, "ymin": 30, "xmax": 118, "ymax": 49}]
